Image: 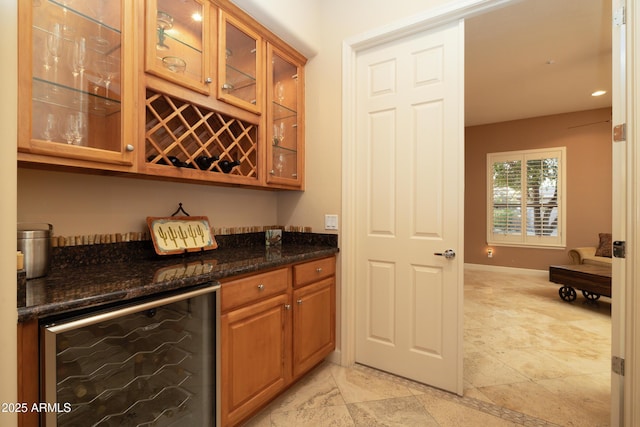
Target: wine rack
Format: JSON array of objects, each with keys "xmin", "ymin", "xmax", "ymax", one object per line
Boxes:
[
  {"xmin": 54, "ymin": 306, "xmax": 201, "ymax": 427},
  {"xmin": 145, "ymin": 89, "xmax": 259, "ymax": 180}
]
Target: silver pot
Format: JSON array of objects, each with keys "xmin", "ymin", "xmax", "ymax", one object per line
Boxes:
[{"xmin": 17, "ymin": 223, "xmax": 52, "ymax": 279}]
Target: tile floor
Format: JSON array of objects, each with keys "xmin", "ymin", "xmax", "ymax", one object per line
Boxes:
[{"xmin": 245, "ymin": 268, "xmax": 611, "ymax": 426}]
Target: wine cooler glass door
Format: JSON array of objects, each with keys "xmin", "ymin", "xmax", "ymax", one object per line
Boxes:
[{"xmin": 42, "ymin": 284, "xmax": 220, "ymax": 427}]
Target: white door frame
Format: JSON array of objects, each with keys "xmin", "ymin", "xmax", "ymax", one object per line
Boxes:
[
  {"xmin": 341, "ymin": 0, "xmax": 638, "ymax": 424},
  {"xmin": 623, "ymin": 2, "xmax": 639, "ymax": 424}
]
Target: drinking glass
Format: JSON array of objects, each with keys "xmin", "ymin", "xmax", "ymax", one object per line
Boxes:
[
  {"xmin": 42, "ymin": 113, "xmax": 57, "ymax": 141},
  {"xmin": 90, "ymin": 0, "xmax": 110, "ymax": 51},
  {"xmin": 47, "ymin": 23, "xmax": 62, "ymax": 91},
  {"xmin": 72, "ymin": 37, "xmax": 88, "ymax": 102},
  {"xmin": 276, "ymin": 81, "xmax": 285, "ymax": 104},
  {"xmin": 156, "ymin": 11, "xmax": 174, "ymax": 51},
  {"xmin": 60, "ymin": 114, "xmax": 79, "ymax": 145},
  {"xmin": 95, "ymin": 57, "xmax": 119, "ymax": 105},
  {"xmin": 275, "ymin": 153, "xmax": 285, "ymax": 176},
  {"xmin": 278, "ymin": 122, "xmax": 285, "ymax": 145},
  {"xmin": 73, "ymin": 112, "xmax": 87, "ymax": 145}
]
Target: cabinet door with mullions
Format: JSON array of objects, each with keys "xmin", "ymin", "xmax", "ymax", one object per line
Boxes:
[
  {"xmin": 145, "ymin": 0, "xmax": 213, "ymax": 95},
  {"xmin": 20, "ymin": 0, "xmax": 134, "ymax": 166},
  {"xmin": 217, "ymin": 11, "xmax": 262, "ymax": 115},
  {"xmin": 266, "ymin": 43, "xmax": 305, "ymax": 188}
]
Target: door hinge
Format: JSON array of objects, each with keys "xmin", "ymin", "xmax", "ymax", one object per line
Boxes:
[
  {"xmin": 613, "ymin": 6, "xmax": 626, "ymax": 26},
  {"xmin": 613, "ymin": 123, "xmax": 626, "ymax": 142},
  {"xmin": 612, "ymin": 356, "xmax": 625, "ymax": 376},
  {"xmin": 613, "ymin": 241, "xmax": 626, "ymax": 258}
]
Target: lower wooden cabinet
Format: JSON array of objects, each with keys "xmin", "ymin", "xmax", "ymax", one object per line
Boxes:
[
  {"xmin": 220, "ymin": 256, "xmax": 336, "ymax": 426},
  {"xmin": 221, "ymin": 293, "xmax": 291, "ymax": 426},
  {"xmin": 292, "ymin": 277, "xmax": 336, "ymax": 378}
]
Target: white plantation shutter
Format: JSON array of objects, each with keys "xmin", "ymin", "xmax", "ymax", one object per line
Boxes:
[
  {"xmin": 487, "ymin": 148, "xmax": 565, "ymax": 248},
  {"xmin": 491, "ymin": 160, "xmax": 522, "ymax": 236}
]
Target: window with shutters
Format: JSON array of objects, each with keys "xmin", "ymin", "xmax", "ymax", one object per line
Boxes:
[{"xmin": 487, "ymin": 148, "xmax": 566, "ymax": 248}]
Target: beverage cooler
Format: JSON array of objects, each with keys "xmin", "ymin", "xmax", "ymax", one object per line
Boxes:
[{"xmin": 40, "ymin": 284, "xmax": 220, "ymax": 427}]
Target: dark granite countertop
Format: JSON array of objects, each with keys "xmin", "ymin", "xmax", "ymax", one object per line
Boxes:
[{"xmin": 18, "ymin": 232, "xmax": 338, "ymax": 323}]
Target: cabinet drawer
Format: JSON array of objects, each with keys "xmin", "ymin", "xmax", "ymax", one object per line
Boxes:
[
  {"xmin": 221, "ymin": 268, "xmax": 289, "ymax": 312},
  {"xmin": 293, "ymin": 257, "xmax": 335, "ymax": 287}
]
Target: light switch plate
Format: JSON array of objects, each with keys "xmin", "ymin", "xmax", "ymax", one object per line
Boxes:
[{"xmin": 324, "ymin": 214, "xmax": 338, "ymax": 230}]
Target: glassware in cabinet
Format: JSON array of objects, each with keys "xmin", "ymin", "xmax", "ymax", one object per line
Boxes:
[
  {"xmin": 21, "ymin": 0, "xmax": 134, "ymax": 166},
  {"xmin": 267, "ymin": 44, "xmax": 304, "ymax": 188},
  {"xmin": 218, "ymin": 11, "xmax": 262, "ymax": 114},
  {"xmin": 145, "ymin": 0, "xmax": 213, "ymax": 95}
]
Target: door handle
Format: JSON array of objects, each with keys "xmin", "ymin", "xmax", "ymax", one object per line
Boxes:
[{"xmin": 434, "ymin": 249, "xmax": 456, "ymax": 259}]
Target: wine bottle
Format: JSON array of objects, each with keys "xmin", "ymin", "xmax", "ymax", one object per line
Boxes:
[
  {"xmin": 195, "ymin": 155, "xmax": 219, "ymax": 171},
  {"xmin": 169, "ymin": 156, "xmax": 189, "ymax": 168},
  {"xmin": 217, "ymin": 159, "xmax": 240, "ymax": 173},
  {"xmin": 147, "ymin": 155, "xmax": 189, "ymax": 168}
]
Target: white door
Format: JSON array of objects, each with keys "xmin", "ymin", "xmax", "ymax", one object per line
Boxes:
[{"xmin": 354, "ymin": 20, "xmax": 464, "ymax": 394}]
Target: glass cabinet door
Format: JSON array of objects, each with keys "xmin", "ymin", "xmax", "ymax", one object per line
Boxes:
[
  {"xmin": 145, "ymin": 0, "xmax": 212, "ymax": 95},
  {"xmin": 23, "ymin": 0, "xmax": 133, "ymax": 165},
  {"xmin": 218, "ymin": 11, "xmax": 262, "ymax": 114},
  {"xmin": 267, "ymin": 45, "xmax": 303, "ymax": 187}
]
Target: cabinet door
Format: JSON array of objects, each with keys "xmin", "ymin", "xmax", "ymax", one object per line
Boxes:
[
  {"xmin": 266, "ymin": 44, "xmax": 305, "ymax": 188},
  {"xmin": 292, "ymin": 277, "xmax": 336, "ymax": 378},
  {"xmin": 19, "ymin": 0, "xmax": 135, "ymax": 166},
  {"xmin": 217, "ymin": 11, "xmax": 262, "ymax": 114},
  {"xmin": 221, "ymin": 293, "xmax": 291, "ymax": 426},
  {"xmin": 145, "ymin": 0, "xmax": 213, "ymax": 95}
]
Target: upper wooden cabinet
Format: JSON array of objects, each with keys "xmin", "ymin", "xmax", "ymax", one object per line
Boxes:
[
  {"xmin": 144, "ymin": 0, "xmax": 214, "ymax": 95},
  {"xmin": 217, "ymin": 11, "xmax": 262, "ymax": 115},
  {"xmin": 266, "ymin": 44, "xmax": 305, "ymax": 189},
  {"xmin": 18, "ymin": 0, "xmax": 136, "ymax": 167},
  {"xmin": 18, "ymin": 0, "xmax": 307, "ymax": 190}
]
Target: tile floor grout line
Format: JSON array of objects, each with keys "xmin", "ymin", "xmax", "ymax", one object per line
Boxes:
[{"xmin": 353, "ymin": 363, "xmax": 563, "ymax": 427}]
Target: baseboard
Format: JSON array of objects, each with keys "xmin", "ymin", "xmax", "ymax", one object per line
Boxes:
[
  {"xmin": 327, "ymin": 349, "xmax": 342, "ymax": 366},
  {"xmin": 464, "ymin": 263, "xmax": 548, "ymax": 278}
]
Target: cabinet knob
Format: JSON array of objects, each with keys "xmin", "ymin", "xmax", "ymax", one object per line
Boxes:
[
  {"xmin": 257, "ymin": 284, "xmax": 265, "ymax": 290},
  {"xmin": 296, "ymin": 299, "xmax": 303, "ymax": 305},
  {"xmin": 205, "ymin": 77, "xmax": 212, "ymax": 84},
  {"xmin": 270, "ymin": 170, "xmax": 275, "ymax": 175},
  {"xmin": 125, "ymin": 144, "xmax": 134, "ymax": 152},
  {"xmin": 316, "ymin": 267, "xmax": 323, "ymax": 273},
  {"xmin": 284, "ymin": 304, "xmax": 291, "ymax": 310}
]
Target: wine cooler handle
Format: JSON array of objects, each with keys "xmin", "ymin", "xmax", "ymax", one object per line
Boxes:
[{"xmin": 44, "ymin": 283, "xmax": 221, "ymax": 333}]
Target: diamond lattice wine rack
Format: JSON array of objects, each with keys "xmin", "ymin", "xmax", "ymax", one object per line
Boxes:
[{"xmin": 144, "ymin": 89, "xmax": 259, "ymax": 183}]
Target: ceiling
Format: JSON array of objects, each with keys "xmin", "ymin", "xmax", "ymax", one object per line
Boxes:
[{"xmin": 464, "ymin": 0, "xmax": 612, "ymax": 126}]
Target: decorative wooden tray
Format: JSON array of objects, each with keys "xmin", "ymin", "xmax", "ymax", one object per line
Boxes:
[{"xmin": 147, "ymin": 216, "xmax": 218, "ymax": 255}]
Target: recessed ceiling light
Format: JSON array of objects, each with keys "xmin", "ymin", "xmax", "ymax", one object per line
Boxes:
[
  {"xmin": 192, "ymin": 12, "xmax": 203, "ymax": 22},
  {"xmin": 592, "ymin": 90, "xmax": 607, "ymax": 97}
]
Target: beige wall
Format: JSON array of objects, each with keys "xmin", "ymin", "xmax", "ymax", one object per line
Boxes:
[
  {"xmin": 18, "ymin": 169, "xmax": 279, "ymax": 236},
  {"xmin": 1, "ymin": 1, "xmax": 18, "ymax": 426},
  {"xmin": 464, "ymin": 108, "xmax": 613, "ymax": 270}
]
